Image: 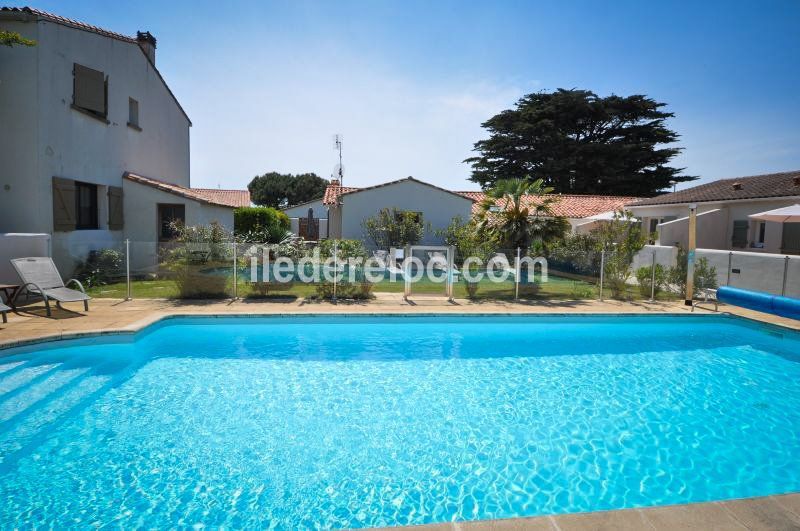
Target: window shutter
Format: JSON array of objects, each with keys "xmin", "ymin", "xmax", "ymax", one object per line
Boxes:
[
  {"xmin": 108, "ymin": 186, "xmax": 124, "ymax": 230},
  {"xmin": 74, "ymin": 63, "xmax": 106, "ymax": 115},
  {"xmin": 52, "ymin": 177, "xmax": 76, "ymax": 231},
  {"xmin": 732, "ymin": 220, "xmax": 749, "ymax": 247}
]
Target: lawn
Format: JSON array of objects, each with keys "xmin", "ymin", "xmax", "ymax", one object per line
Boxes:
[{"xmin": 85, "ymin": 271, "xmax": 681, "ymax": 301}]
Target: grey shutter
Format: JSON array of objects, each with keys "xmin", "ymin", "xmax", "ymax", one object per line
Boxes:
[
  {"xmin": 52, "ymin": 177, "xmax": 76, "ymax": 231},
  {"xmin": 73, "ymin": 63, "xmax": 106, "ymax": 114},
  {"xmin": 108, "ymin": 186, "xmax": 124, "ymax": 230},
  {"xmin": 731, "ymin": 220, "xmax": 749, "ymax": 248}
]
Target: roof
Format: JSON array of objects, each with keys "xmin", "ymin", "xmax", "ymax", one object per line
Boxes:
[
  {"xmin": 322, "ymin": 176, "xmax": 475, "ymax": 206},
  {"xmin": 0, "ymin": 6, "xmax": 136, "ymax": 42},
  {"xmin": 629, "ymin": 170, "xmax": 800, "ymax": 207},
  {"xmin": 457, "ymin": 191, "xmax": 641, "ymax": 219},
  {"xmin": 123, "ymin": 173, "xmax": 247, "ymax": 208},
  {"xmin": 0, "ymin": 6, "xmax": 191, "ymax": 125},
  {"xmin": 192, "ymin": 188, "xmax": 252, "ymax": 208}
]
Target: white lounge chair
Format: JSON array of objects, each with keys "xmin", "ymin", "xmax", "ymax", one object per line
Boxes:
[
  {"xmin": 0, "ymin": 301, "xmax": 9, "ymax": 323},
  {"xmin": 10, "ymin": 257, "xmax": 91, "ymax": 317}
]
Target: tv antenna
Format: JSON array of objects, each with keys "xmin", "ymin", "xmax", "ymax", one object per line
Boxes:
[{"xmin": 333, "ymin": 134, "xmax": 344, "ymax": 185}]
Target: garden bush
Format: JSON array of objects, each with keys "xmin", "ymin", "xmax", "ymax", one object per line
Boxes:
[
  {"xmin": 635, "ymin": 264, "xmax": 667, "ymax": 298},
  {"xmin": 73, "ymin": 248, "xmax": 124, "ymax": 287},
  {"xmin": 234, "ymin": 206, "xmax": 290, "ymax": 243},
  {"xmin": 667, "ymin": 246, "xmax": 719, "ymax": 297},
  {"xmin": 163, "ymin": 221, "xmax": 231, "ymax": 298}
]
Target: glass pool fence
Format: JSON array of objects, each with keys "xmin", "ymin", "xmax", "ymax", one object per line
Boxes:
[{"xmin": 42, "ymin": 239, "xmax": 798, "ymax": 302}]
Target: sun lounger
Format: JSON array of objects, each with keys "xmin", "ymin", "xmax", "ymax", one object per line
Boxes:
[{"xmin": 10, "ymin": 257, "xmax": 91, "ymax": 317}]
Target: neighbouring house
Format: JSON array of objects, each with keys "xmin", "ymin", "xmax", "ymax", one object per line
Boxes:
[
  {"xmin": 627, "ymin": 170, "xmax": 800, "ymax": 254},
  {"xmin": 0, "ymin": 7, "xmax": 245, "ymax": 273},
  {"xmin": 457, "ymin": 191, "xmax": 640, "ymax": 234},
  {"xmin": 283, "ymin": 176, "xmax": 640, "ymax": 246}
]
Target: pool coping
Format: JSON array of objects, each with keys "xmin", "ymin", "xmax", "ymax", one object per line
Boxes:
[
  {"xmin": 375, "ymin": 491, "xmax": 800, "ymax": 530},
  {"xmin": 0, "ymin": 309, "xmax": 794, "ymax": 353}
]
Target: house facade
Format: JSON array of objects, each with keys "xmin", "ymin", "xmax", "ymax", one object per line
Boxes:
[
  {"xmin": 627, "ymin": 170, "xmax": 800, "ymax": 254},
  {"xmin": 0, "ymin": 7, "xmax": 241, "ymax": 272},
  {"xmin": 283, "ymin": 176, "xmax": 639, "ymax": 247}
]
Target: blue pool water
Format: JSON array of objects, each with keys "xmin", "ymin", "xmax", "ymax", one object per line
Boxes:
[{"xmin": 0, "ymin": 315, "xmax": 799, "ymax": 528}]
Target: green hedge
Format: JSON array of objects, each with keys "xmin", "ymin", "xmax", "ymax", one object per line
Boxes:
[{"xmin": 234, "ymin": 206, "xmax": 290, "ymax": 243}]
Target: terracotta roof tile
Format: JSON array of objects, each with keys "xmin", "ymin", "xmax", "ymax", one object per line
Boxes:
[
  {"xmin": 123, "ymin": 173, "xmax": 247, "ymax": 208},
  {"xmin": 193, "ymin": 188, "xmax": 252, "ymax": 208},
  {"xmin": 457, "ymin": 191, "xmax": 641, "ymax": 219},
  {"xmin": 629, "ymin": 170, "xmax": 800, "ymax": 206}
]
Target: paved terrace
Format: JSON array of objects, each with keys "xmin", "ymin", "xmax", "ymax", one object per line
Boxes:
[{"xmin": 0, "ymin": 295, "xmax": 798, "ymax": 529}]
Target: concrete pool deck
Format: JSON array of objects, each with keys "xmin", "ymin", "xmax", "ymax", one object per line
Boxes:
[{"xmin": 0, "ymin": 295, "xmax": 798, "ymax": 529}]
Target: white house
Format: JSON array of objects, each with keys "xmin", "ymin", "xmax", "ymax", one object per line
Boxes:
[
  {"xmin": 0, "ymin": 7, "xmax": 245, "ymax": 273},
  {"xmin": 627, "ymin": 170, "xmax": 800, "ymax": 254},
  {"xmin": 283, "ymin": 176, "xmax": 639, "ymax": 246}
]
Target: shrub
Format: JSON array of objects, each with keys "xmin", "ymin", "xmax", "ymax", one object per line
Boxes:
[
  {"xmin": 317, "ymin": 239, "xmax": 368, "ymax": 260},
  {"xmin": 436, "ymin": 216, "xmax": 494, "ymax": 264},
  {"xmin": 234, "ymin": 206, "xmax": 290, "ymax": 243},
  {"xmin": 667, "ymin": 246, "xmax": 719, "ymax": 297},
  {"xmin": 163, "ymin": 221, "xmax": 231, "ymax": 298},
  {"xmin": 314, "ymin": 281, "xmax": 373, "ymax": 300},
  {"xmin": 74, "ymin": 248, "xmax": 124, "ymax": 287},
  {"xmin": 362, "ymin": 208, "xmax": 428, "ymax": 248},
  {"xmin": 635, "ymin": 264, "xmax": 667, "ymax": 298},
  {"xmin": 595, "ymin": 211, "xmax": 647, "ymax": 299},
  {"xmin": 547, "ymin": 233, "xmax": 602, "ymax": 277}
]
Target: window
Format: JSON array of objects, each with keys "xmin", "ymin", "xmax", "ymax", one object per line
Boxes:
[
  {"xmin": 158, "ymin": 204, "xmax": 185, "ymax": 241},
  {"xmin": 75, "ymin": 182, "xmax": 98, "ymax": 230},
  {"xmin": 731, "ymin": 220, "xmax": 749, "ymax": 248},
  {"xmin": 128, "ymin": 97, "xmax": 140, "ymax": 129},
  {"xmin": 72, "ymin": 63, "xmax": 108, "ymax": 121}
]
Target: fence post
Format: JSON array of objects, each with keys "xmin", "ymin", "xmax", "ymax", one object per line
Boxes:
[
  {"xmin": 649, "ymin": 250, "xmax": 656, "ymax": 302},
  {"xmin": 232, "ymin": 242, "xmax": 238, "ymax": 300},
  {"xmin": 332, "ymin": 240, "xmax": 338, "ymax": 303},
  {"xmin": 726, "ymin": 252, "xmax": 733, "ymax": 286},
  {"xmin": 782, "ymin": 255, "xmax": 789, "ymax": 297},
  {"xmin": 125, "ymin": 239, "xmax": 131, "ymax": 301},
  {"xmin": 403, "ymin": 244, "xmax": 411, "ymax": 300},
  {"xmin": 599, "ymin": 250, "xmax": 605, "ymax": 301},
  {"xmin": 447, "ymin": 245, "xmax": 455, "ymax": 301},
  {"xmin": 515, "ymin": 247, "xmax": 521, "ymax": 300}
]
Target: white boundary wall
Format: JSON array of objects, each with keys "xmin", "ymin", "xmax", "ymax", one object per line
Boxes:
[{"xmin": 633, "ymin": 245, "xmax": 800, "ymax": 297}]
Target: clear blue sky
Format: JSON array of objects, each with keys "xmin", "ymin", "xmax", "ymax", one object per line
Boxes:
[{"xmin": 20, "ymin": 0, "xmax": 800, "ymax": 191}]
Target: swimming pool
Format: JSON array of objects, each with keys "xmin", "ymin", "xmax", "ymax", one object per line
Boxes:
[{"xmin": 0, "ymin": 314, "xmax": 798, "ymax": 528}]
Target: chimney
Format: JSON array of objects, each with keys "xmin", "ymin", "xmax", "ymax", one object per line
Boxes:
[
  {"xmin": 732, "ymin": 182, "xmax": 743, "ymax": 191},
  {"xmin": 137, "ymin": 31, "xmax": 157, "ymax": 64}
]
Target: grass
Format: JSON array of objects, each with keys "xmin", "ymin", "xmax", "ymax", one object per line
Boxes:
[{"xmin": 86, "ymin": 272, "xmax": 683, "ymax": 301}]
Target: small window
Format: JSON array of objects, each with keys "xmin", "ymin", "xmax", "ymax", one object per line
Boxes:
[
  {"xmin": 128, "ymin": 97, "xmax": 140, "ymax": 129},
  {"xmin": 75, "ymin": 182, "xmax": 98, "ymax": 230},
  {"xmin": 73, "ymin": 63, "xmax": 107, "ymax": 121},
  {"xmin": 758, "ymin": 221, "xmax": 766, "ymax": 244},
  {"xmin": 731, "ymin": 220, "xmax": 749, "ymax": 248}
]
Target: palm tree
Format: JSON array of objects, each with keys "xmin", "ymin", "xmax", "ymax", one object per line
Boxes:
[{"xmin": 476, "ymin": 178, "xmax": 567, "ymax": 250}]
